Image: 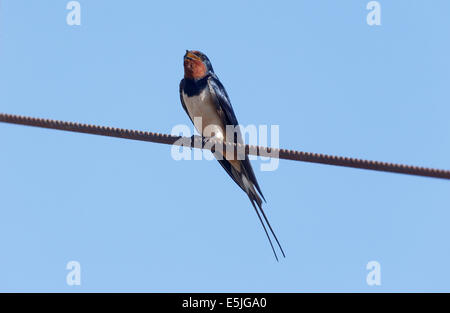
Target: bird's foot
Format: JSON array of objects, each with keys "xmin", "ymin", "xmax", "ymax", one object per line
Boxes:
[
  {"xmin": 190, "ymin": 135, "xmax": 219, "ymax": 154},
  {"xmin": 190, "ymin": 135, "xmax": 202, "ymax": 147},
  {"xmin": 190, "ymin": 135, "xmax": 211, "ymax": 148}
]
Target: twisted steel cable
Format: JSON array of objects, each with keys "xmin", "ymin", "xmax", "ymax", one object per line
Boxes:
[{"xmin": 1, "ymin": 112, "xmax": 449, "ymax": 180}]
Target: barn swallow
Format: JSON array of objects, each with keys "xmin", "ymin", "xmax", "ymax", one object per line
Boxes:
[{"xmin": 179, "ymin": 50, "xmax": 285, "ymax": 260}]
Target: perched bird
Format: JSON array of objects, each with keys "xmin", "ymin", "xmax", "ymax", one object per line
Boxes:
[{"xmin": 179, "ymin": 50, "xmax": 285, "ymax": 260}]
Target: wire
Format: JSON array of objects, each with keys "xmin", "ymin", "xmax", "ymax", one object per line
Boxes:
[{"xmin": 1, "ymin": 112, "xmax": 449, "ymax": 180}]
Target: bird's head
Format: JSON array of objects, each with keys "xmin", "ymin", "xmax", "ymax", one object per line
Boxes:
[{"xmin": 183, "ymin": 50, "xmax": 214, "ymax": 79}]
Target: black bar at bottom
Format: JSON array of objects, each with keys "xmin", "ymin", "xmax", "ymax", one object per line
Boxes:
[{"xmin": 0, "ymin": 293, "xmax": 446, "ymax": 311}]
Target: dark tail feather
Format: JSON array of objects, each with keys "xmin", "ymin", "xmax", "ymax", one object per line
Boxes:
[
  {"xmin": 248, "ymin": 195, "xmax": 279, "ymax": 261},
  {"xmin": 254, "ymin": 184, "xmax": 266, "ymax": 203},
  {"xmin": 255, "ymin": 198, "xmax": 286, "ymax": 258}
]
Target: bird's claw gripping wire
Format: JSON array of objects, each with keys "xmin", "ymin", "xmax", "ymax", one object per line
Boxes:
[{"xmin": 190, "ymin": 135, "xmax": 217, "ymax": 153}]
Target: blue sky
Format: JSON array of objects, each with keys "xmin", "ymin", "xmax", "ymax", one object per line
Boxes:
[{"xmin": 0, "ymin": 0, "xmax": 449, "ymax": 292}]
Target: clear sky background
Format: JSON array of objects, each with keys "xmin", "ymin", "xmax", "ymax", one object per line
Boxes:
[{"xmin": 1, "ymin": 1, "xmax": 449, "ymax": 292}]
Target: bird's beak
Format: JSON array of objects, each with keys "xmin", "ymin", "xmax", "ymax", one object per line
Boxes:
[{"xmin": 184, "ymin": 51, "xmax": 201, "ymax": 61}]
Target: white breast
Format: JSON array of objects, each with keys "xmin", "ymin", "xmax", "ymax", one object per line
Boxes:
[
  {"xmin": 182, "ymin": 88, "xmax": 242, "ymax": 171},
  {"xmin": 182, "ymin": 89, "xmax": 225, "ymax": 140}
]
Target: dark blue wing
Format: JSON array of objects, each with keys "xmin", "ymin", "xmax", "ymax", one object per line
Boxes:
[
  {"xmin": 207, "ymin": 74, "xmax": 266, "ymax": 202},
  {"xmin": 208, "ymin": 75, "xmax": 286, "ymax": 260},
  {"xmin": 207, "ymin": 75, "xmax": 239, "ymax": 126}
]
